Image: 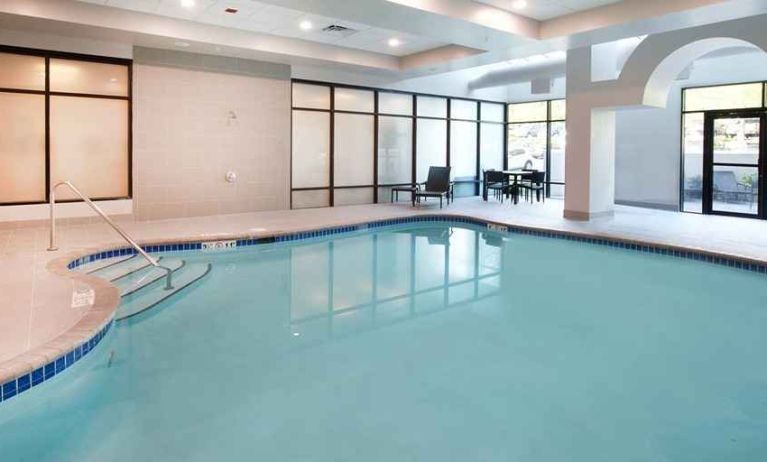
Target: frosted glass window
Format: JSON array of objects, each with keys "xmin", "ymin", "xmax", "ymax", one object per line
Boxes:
[
  {"xmin": 507, "ymin": 101, "xmax": 548, "ymax": 122},
  {"xmin": 480, "ymin": 102, "xmax": 504, "ymax": 122},
  {"xmin": 549, "ymin": 184, "xmax": 565, "ymax": 199},
  {"xmin": 479, "ymin": 123, "xmax": 504, "ymax": 172},
  {"xmin": 378, "ymin": 117, "xmax": 412, "ymax": 185},
  {"xmin": 550, "ymin": 99, "xmax": 566, "ymax": 120},
  {"xmin": 334, "ymin": 113, "xmax": 374, "ymax": 186},
  {"xmin": 334, "ymin": 87, "xmax": 374, "ymax": 113},
  {"xmin": 50, "ymin": 59, "xmax": 128, "ymax": 97},
  {"xmin": 450, "ymin": 121, "xmax": 477, "ymax": 179},
  {"xmin": 416, "ymin": 119, "xmax": 447, "ymax": 182},
  {"xmin": 292, "ymin": 110, "xmax": 330, "ymax": 188},
  {"xmin": 50, "ymin": 96, "xmax": 129, "ymax": 199},
  {"xmin": 334, "ymin": 188, "xmax": 374, "ymax": 206},
  {"xmin": 0, "ymin": 93, "xmax": 46, "ymax": 203},
  {"xmin": 451, "ymin": 99, "xmax": 477, "ymax": 120},
  {"xmin": 292, "ymin": 190, "xmax": 329, "ymax": 209},
  {"xmin": 379, "ymin": 92, "xmax": 412, "ymax": 115},
  {"xmin": 0, "ymin": 53, "xmax": 45, "ymax": 91},
  {"xmin": 549, "ymin": 121, "xmax": 566, "ymax": 183},
  {"xmin": 292, "ymin": 83, "xmax": 330, "ymax": 109},
  {"xmin": 684, "ymin": 83, "xmax": 763, "ymax": 112},
  {"xmin": 417, "ymin": 96, "xmax": 447, "ymax": 118}
]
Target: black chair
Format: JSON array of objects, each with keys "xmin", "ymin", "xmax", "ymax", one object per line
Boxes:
[
  {"xmin": 518, "ymin": 170, "xmax": 546, "ymax": 203},
  {"xmin": 413, "ymin": 166, "xmax": 452, "ymax": 208},
  {"xmin": 713, "ymin": 170, "xmax": 755, "ymax": 205},
  {"xmin": 485, "ymin": 170, "xmax": 508, "ymax": 202},
  {"xmin": 390, "ymin": 184, "xmax": 419, "ymax": 203}
]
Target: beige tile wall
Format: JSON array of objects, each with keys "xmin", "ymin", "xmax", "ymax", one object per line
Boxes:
[{"xmin": 132, "ymin": 63, "xmax": 291, "ymax": 220}]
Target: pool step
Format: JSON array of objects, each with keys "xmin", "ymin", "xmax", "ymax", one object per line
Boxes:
[
  {"xmin": 89, "ymin": 255, "xmax": 164, "ymax": 282},
  {"xmin": 113, "ymin": 258, "xmax": 185, "ymax": 297},
  {"xmin": 78, "ymin": 254, "xmax": 135, "ymax": 274},
  {"xmin": 116, "ymin": 263, "xmax": 213, "ymax": 321}
]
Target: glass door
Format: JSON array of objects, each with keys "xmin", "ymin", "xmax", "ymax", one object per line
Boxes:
[{"xmin": 703, "ymin": 113, "xmax": 764, "ymax": 218}]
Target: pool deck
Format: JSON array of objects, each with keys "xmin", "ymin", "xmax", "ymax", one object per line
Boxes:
[{"xmin": 2, "ymin": 197, "xmax": 767, "ymax": 383}]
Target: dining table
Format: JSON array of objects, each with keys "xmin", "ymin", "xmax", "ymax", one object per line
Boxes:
[{"xmin": 482, "ymin": 170, "xmax": 531, "ymax": 204}]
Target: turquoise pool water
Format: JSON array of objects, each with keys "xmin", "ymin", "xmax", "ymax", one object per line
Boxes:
[{"xmin": 1, "ymin": 222, "xmax": 767, "ymax": 461}]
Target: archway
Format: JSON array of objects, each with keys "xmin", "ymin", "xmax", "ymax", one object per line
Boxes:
[
  {"xmin": 641, "ymin": 38, "xmax": 764, "ymax": 107},
  {"xmin": 563, "ymin": 16, "xmax": 767, "ymax": 220}
]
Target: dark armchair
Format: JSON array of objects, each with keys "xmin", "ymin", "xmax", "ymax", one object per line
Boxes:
[{"xmin": 413, "ymin": 166, "xmax": 453, "ymax": 208}]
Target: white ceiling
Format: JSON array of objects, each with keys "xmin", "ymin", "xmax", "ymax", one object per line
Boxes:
[
  {"xmin": 78, "ymin": 0, "xmax": 446, "ymax": 56},
  {"xmin": 474, "ymin": 0, "xmax": 623, "ymax": 21},
  {"xmin": 3, "ymin": 0, "xmax": 759, "ymax": 84}
]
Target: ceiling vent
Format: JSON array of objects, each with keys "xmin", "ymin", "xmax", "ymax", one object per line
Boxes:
[{"xmin": 321, "ymin": 25, "xmax": 358, "ymax": 38}]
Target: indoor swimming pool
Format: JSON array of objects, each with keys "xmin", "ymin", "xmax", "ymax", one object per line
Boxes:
[{"xmin": 1, "ymin": 221, "xmax": 766, "ymax": 461}]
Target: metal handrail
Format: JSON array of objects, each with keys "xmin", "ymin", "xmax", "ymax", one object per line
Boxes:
[{"xmin": 47, "ymin": 181, "xmax": 174, "ymax": 290}]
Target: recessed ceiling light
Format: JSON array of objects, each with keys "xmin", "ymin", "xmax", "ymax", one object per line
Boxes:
[
  {"xmin": 174, "ymin": 41, "xmax": 190, "ymax": 47},
  {"xmin": 224, "ymin": 7, "xmax": 238, "ymax": 14},
  {"xmin": 180, "ymin": 0, "xmax": 195, "ymax": 7},
  {"xmin": 388, "ymin": 38, "xmax": 401, "ymax": 47},
  {"xmin": 511, "ymin": 0, "xmax": 528, "ymax": 9},
  {"xmin": 299, "ymin": 20, "xmax": 313, "ymax": 31}
]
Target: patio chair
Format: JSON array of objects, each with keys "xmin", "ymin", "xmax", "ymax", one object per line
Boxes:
[
  {"xmin": 413, "ymin": 166, "xmax": 452, "ymax": 208},
  {"xmin": 713, "ymin": 170, "xmax": 754, "ymax": 204},
  {"xmin": 485, "ymin": 170, "xmax": 509, "ymax": 202},
  {"xmin": 517, "ymin": 170, "xmax": 546, "ymax": 203}
]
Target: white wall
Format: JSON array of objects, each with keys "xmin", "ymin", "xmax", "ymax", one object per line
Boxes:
[
  {"xmin": 0, "ymin": 26, "xmax": 293, "ymax": 222},
  {"xmin": 497, "ymin": 47, "xmax": 767, "ymax": 212},
  {"xmin": 132, "ymin": 50, "xmax": 291, "ymax": 220},
  {"xmin": 505, "ymin": 77, "xmax": 566, "ymax": 102},
  {"xmin": 614, "ymin": 50, "xmax": 767, "ymax": 209}
]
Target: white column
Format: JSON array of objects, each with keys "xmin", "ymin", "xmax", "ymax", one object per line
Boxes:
[{"xmin": 563, "ymin": 47, "xmax": 616, "ymax": 220}]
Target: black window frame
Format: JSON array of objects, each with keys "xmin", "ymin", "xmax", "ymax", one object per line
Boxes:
[
  {"xmin": 505, "ymin": 99, "xmax": 566, "ymax": 198},
  {"xmin": 680, "ymin": 81, "xmax": 767, "ymax": 219},
  {"xmin": 0, "ymin": 44, "xmax": 133, "ymax": 206},
  {"xmin": 290, "ymin": 79, "xmax": 507, "ymax": 208}
]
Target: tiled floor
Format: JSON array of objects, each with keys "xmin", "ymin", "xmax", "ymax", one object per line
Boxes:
[{"xmin": 1, "ymin": 197, "xmax": 766, "ymax": 366}]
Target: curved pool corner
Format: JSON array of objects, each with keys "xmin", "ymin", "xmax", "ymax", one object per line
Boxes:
[
  {"xmin": 2, "ymin": 212, "xmax": 767, "ymax": 406},
  {"xmin": 0, "ymin": 249, "xmax": 119, "ymax": 403}
]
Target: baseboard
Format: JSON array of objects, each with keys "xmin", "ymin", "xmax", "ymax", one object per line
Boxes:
[
  {"xmin": 0, "ymin": 213, "xmax": 134, "ymax": 229},
  {"xmin": 614, "ymin": 200, "xmax": 679, "ymax": 212},
  {"xmin": 563, "ymin": 209, "xmax": 615, "ymax": 221}
]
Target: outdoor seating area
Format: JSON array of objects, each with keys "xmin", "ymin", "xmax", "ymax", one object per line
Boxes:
[
  {"xmin": 391, "ymin": 166, "xmax": 455, "ymax": 208},
  {"xmin": 389, "ymin": 167, "xmax": 547, "ymax": 209},
  {"xmin": 482, "ymin": 169, "xmax": 547, "ymax": 205}
]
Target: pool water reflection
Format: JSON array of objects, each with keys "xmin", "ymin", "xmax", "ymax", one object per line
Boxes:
[{"xmin": 1, "ymin": 222, "xmax": 766, "ymax": 461}]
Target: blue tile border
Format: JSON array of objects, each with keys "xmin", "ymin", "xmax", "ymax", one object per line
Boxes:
[
  {"xmin": 0, "ymin": 321, "xmax": 112, "ymax": 405},
  {"xmin": 8, "ymin": 213, "xmax": 766, "ymax": 406},
  {"xmin": 65, "ymin": 215, "xmax": 767, "ymax": 276}
]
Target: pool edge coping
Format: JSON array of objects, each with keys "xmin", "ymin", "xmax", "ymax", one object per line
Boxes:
[{"xmin": 1, "ymin": 211, "xmax": 766, "ymax": 404}]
